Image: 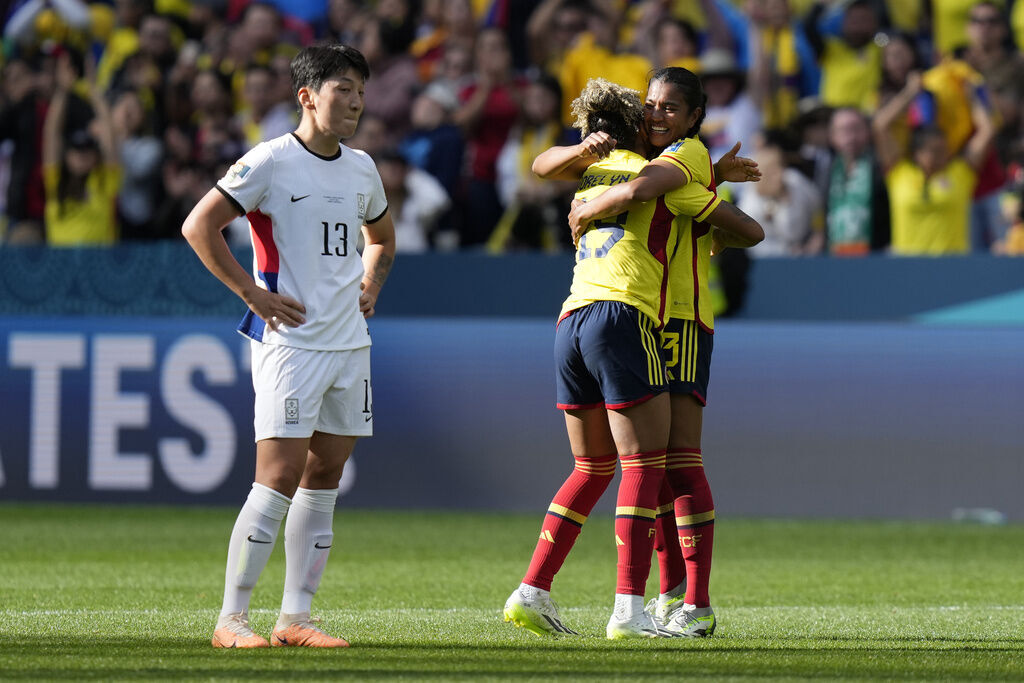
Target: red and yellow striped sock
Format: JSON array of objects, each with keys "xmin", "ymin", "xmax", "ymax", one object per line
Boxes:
[
  {"xmin": 653, "ymin": 477, "xmax": 685, "ymax": 595},
  {"xmin": 614, "ymin": 450, "xmax": 666, "ymax": 596},
  {"xmin": 666, "ymin": 448, "xmax": 715, "ymax": 608},
  {"xmin": 523, "ymin": 453, "xmax": 617, "ymax": 591}
]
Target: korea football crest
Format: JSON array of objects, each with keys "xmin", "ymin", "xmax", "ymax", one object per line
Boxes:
[{"xmin": 284, "ymin": 398, "xmax": 300, "ymax": 425}]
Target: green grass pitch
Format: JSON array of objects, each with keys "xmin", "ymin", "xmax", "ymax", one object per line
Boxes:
[{"xmin": 1, "ymin": 504, "xmax": 1023, "ymax": 681}]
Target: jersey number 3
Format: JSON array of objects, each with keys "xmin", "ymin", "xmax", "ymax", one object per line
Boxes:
[{"xmin": 321, "ymin": 221, "xmax": 348, "ymax": 256}]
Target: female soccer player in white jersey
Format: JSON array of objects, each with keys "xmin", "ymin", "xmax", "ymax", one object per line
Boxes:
[{"xmin": 182, "ymin": 44, "xmax": 396, "ymax": 649}]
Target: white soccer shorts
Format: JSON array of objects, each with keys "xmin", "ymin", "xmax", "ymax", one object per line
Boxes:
[{"xmin": 251, "ymin": 341, "xmax": 373, "ymax": 440}]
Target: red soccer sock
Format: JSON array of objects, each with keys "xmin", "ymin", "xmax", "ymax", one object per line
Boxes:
[
  {"xmin": 666, "ymin": 448, "xmax": 715, "ymax": 608},
  {"xmin": 614, "ymin": 450, "xmax": 666, "ymax": 596},
  {"xmin": 523, "ymin": 453, "xmax": 617, "ymax": 591},
  {"xmin": 653, "ymin": 477, "xmax": 685, "ymax": 595}
]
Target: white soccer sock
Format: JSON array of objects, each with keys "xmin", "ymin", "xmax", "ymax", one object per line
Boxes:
[
  {"xmin": 613, "ymin": 593, "xmax": 645, "ymax": 620},
  {"xmin": 220, "ymin": 482, "xmax": 291, "ymax": 617},
  {"xmin": 280, "ymin": 487, "xmax": 339, "ymax": 616}
]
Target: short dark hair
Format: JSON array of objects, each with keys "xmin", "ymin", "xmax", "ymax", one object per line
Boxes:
[{"xmin": 290, "ymin": 44, "xmax": 370, "ymax": 102}]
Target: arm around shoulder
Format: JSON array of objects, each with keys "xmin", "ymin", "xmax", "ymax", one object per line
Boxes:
[
  {"xmin": 566, "ymin": 161, "xmax": 689, "ymax": 241},
  {"xmin": 532, "ymin": 131, "xmax": 617, "ymax": 181}
]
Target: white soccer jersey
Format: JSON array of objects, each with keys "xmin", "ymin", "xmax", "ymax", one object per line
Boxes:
[{"xmin": 216, "ymin": 133, "xmax": 388, "ymax": 351}]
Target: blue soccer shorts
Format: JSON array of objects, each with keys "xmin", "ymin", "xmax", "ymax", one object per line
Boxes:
[
  {"xmin": 555, "ymin": 300, "xmax": 667, "ymax": 410},
  {"xmin": 659, "ymin": 317, "xmax": 713, "ymax": 406}
]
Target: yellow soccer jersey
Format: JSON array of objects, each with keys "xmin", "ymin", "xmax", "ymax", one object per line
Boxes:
[
  {"xmin": 820, "ymin": 38, "xmax": 881, "ymax": 111},
  {"xmin": 558, "ymin": 35, "xmax": 652, "ymax": 125},
  {"xmin": 887, "ymin": 159, "xmax": 974, "ymax": 255},
  {"xmin": 657, "ymin": 137, "xmax": 722, "ymax": 331},
  {"xmin": 561, "ymin": 149, "xmax": 720, "ymax": 328},
  {"xmin": 43, "ymin": 164, "xmax": 121, "ymax": 246}
]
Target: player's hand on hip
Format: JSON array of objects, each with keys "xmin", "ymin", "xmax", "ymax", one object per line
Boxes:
[
  {"xmin": 359, "ymin": 280, "xmax": 379, "ymax": 319},
  {"xmin": 247, "ymin": 288, "xmax": 306, "ymax": 330}
]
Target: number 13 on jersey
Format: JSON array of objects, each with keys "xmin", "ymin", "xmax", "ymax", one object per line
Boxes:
[{"xmin": 321, "ymin": 221, "xmax": 348, "ymax": 256}]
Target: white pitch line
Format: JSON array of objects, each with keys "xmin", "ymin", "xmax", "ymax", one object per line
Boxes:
[{"xmin": 3, "ymin": 605, "xmax": 1024, "ymax": 618}]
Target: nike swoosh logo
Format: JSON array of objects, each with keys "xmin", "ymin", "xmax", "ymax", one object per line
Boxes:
[
  {"xmin": 247, "ymin": 535, "xmax": 271, "ymax": 544},
  {"xmin": 364, "ymin": 414, "xmax": 372, "ymax": 422},
  {"xmin": 314, "ymin": 542, "xmax": 331, "ymax": 549},
  {"xmin": 290, "ymin": 194, "xmax": 311, "ymax": 202}
]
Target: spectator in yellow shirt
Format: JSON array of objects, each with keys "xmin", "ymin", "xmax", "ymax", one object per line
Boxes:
[
  {"xmin": 745, "ymin": 0, "xmax": 818, "ymax": 129},
  {"xmin": 525, "ymin": 0, "xmax": 591, "ymax": 77},
  {"xmin": 931, "ymin": 0, "xmax": 1007, "ymax": 56},
  {"xmin": 42, "ymin": 51, "xmax": 121, "ymax": 246},
  {"xmin": 804, "ymin": 0, "xmax": 882, "ymax": 111},
  {"xmin": 873, "ymin": 71, "xmax": 995, "ymax": 256},
  {"xmin": 557, "ymin": 4, "xmax": 651, "ymax": 124}
]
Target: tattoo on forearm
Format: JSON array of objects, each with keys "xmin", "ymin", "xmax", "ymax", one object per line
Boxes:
[
  {"xmin": 721, "ymin": 202, "xmax": 744, "ymax": 219},
  {"xmin": 365, "ymin": 252, "xmax": 393, "ymax": 288},
  {"xmin": 714, "ymin": 203, "xmax": 758, "ymax": 245}
]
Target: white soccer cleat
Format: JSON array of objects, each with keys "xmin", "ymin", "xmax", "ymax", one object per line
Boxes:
[
  {"xmin": 644, "ymin": 596, "xmax": 686, "ymax": 626},
  {"xmin": 606, "ymin": 610, "xmax": 661, "ymax": 639},
  {"xmin": 503, "ymin": 586, "xmax": 579, "ymax": 636},
  {"xmin": 662, "ymin": 603, "xmax": 716, "ymax": 637}
]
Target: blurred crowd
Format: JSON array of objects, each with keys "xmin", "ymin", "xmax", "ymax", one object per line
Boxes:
[{"xmin": 2, "ymin": 0, "xmax": 1024, "ymax": 256}]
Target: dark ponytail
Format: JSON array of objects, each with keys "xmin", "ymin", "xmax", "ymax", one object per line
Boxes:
[{"xmin": 649, "ymin": 66, "xmax": 707, "ymax": 138}]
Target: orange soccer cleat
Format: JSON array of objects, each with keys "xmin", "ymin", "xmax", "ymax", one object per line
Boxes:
[
  {"xmin": 211, "ymin": 612, "xmax": 270, "ymax": 648},
  {"xmin": 271, "ymin": 613, "xmax": 350, "ymax": 648}
]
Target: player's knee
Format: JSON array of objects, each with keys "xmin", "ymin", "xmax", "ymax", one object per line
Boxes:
[
  {"xmin": 258, "ymin": 471, "xmax": 301, "ymax": 498},
  {"xmin": 302, "ymin": 460, "xmax": 345, "ymax": 489}
]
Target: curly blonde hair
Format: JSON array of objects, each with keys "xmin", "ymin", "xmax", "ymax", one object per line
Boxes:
[{"xmin": 569, "ymin": 78, "xmax": 644, "ymax": 138}]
